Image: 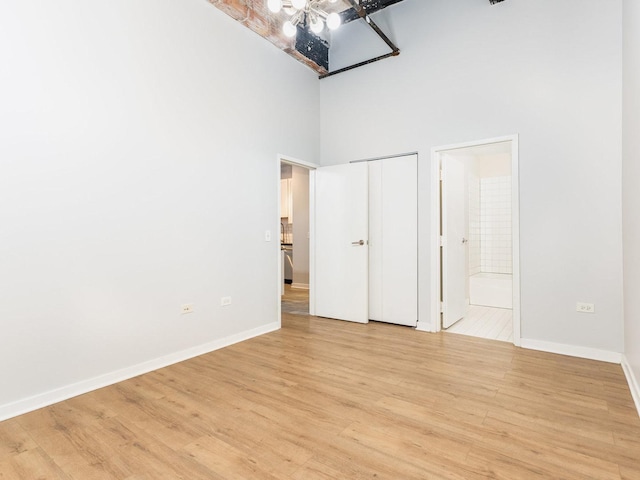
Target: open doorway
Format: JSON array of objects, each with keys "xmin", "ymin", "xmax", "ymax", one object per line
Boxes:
[
  {"xmin": 279, "ymin": 158, "xmax": 315, "ymax": 317},
  {"xmin": 431, "ymin": 136, "xmax": 521, "ymax": 345}
]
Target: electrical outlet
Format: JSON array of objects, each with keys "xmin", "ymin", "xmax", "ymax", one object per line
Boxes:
[
  {"xmin": 181, "ymin": 304, "xmax": 194, "ymax": 314},
  {"xmin": 265, "ymin": 230, "xmax": 271, "ymax": 242},
  {"xmin": 221, "ymin": 296, "xmax": 232, "ymax": 307},
  {"xmin": 576, "ymin": 302, "xmax": 595, "ymax": 313}
]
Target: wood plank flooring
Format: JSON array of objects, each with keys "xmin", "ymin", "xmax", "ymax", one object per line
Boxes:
[
  {"xmin": 280, "ymin": 285, "xmax": 309, "ymax": 316},
  {"xmin": 1, "ymin": 313, "xmax": 639, "ymax": 479}
]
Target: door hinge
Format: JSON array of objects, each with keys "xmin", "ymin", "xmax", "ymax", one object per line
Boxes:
[
  {"xmin": 440, "ymin": 236, "xmax": 444, "ymax": 247},
  {"xmin": 440, "ymin": 169, "xmax": 444, "ymax": 181},
  {"xmin": 440, "ymin": 301, "xmax": 444, "ymax": 313}
]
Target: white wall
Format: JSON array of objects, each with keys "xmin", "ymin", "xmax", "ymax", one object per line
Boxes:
[
  {"xmin": 478, "ymin": 154, "xmax": 512, "ymax": 178},
  {"xmin": 320, "ymin": 0, "xmax": 624, "ymax": 353},
  {"xmin": 0, "ymin": 0, "xmax": 319, "ymax": 418},
  {"xmin": 622, "ymin": 0, "xmax": 640, "ymax": 410},
  {"xmin": 292, "ymin": 166, "xmax": 310, "ymax": 287}
]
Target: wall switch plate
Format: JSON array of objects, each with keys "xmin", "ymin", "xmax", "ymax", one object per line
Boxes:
[
  {"xmin": 265, "ymin": 230, "xmax": 271, "ymax": 242},
  {"xmin": 221, "ymin": 296, "xmax": 232, "ymax": 307},
  {"xmin": 576, "ymin": 302, "xmax": 595, "ymax": 313},
  {"xmin": 181, "ymin": 304, "xmax": 194, "ymax": 314}
]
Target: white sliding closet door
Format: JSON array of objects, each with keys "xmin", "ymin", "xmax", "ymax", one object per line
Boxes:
[{"xmin": 369, "ymin": 155, "xmax": 418, "ymax": 327}]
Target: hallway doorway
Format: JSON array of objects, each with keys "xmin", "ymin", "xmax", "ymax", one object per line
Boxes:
[{"xmin": 278, "ymin": 156, "xmax": 315, "ymax": 319}]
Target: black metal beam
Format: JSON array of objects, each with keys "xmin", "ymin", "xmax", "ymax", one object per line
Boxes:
[
  {"xmin": 344, "ymin": 0, "xmax": 399, "ymax": 54},
  {"xmin": 318, "ymin": 0, "xmax": 399, "ymax": 78},
  {"xmin": 319, "ymin": 50, "xmax": 397, "ymax": 78},
  {"xmin": 293, "ymin": 0, "xmax": 403, "ymax": 77},
  {"xmin": 340, "ymin": 0, "xmax": 405, "ymax": 24}
]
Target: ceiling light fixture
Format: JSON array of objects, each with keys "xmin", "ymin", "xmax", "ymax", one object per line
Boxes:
[{"xmin": 267, "ymin": 0, "xmax": 342, "ymax": 37}]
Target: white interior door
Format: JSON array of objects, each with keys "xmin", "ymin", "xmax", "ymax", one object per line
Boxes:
[
  {"xmin": 314, "ymin": 163, "xmax": 369, "ymax": 323},
  {"xmin": 442, "ymin": 156, "xmax": 467, "ymax": 329},
  {"xmin": 369, "ymin": 155, "xmax": 418, "ymax": 327}
]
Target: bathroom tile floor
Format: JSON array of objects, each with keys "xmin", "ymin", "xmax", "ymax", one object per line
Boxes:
[{"xmin": 445, "ymin": 305, "xmax": 513, "ymax": 343}]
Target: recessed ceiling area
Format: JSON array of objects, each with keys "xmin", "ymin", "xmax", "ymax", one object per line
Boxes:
[{"xmin": 207, "ymin": 0, "xmax": 405, "ymax": 77}]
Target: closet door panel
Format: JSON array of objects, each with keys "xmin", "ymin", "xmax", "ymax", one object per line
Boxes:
[
  {"xmin": 381, "ymin": 155, "xmax": 418, "ymax": 326},
  {"xmin": 368, "ymin": 161, "xmax": 384, "ymax": 322},
  {"xmin": 368, "ymin": 155, "xmax": 418, "ymax": 327}
]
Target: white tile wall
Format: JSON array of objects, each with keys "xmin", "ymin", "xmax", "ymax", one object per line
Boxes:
[
  {"xmin": 468, "ymin": 174, "xmax": 481, "ymax": 276},
  {"xmin": 480, "ymin": 176, "xmax": 512, "ymax": 274}
]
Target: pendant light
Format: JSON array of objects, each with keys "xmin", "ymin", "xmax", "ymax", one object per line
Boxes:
[{"xmin": 267, "ymin": 0, "xmax": 344, "ymax": 37}]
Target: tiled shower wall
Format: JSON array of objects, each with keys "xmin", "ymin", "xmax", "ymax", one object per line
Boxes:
[
  {"xmin": 480, "ymin": 176, "xmax": 512, "ymax": 274},
  {"xmin": 468, "ymin": 174, "xmax": 481, "ymax": 276}
]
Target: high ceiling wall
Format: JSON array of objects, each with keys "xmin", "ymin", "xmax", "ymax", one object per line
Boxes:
[
  {"xmin": 0, "ymin": 0, "xmax": 320, "ymax": 419},
  {"xmin": 320, "ymin": 0, "xmax": 625, "ymax": 355}
]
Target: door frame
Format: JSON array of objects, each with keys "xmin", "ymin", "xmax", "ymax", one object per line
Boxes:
[
  {"xmin": 277, "ymin": 154, "xmax": 319, "ymax": 326},
  {"xmin": 430, "ymin": 135, "xmax": 521, "ymax": 346}
]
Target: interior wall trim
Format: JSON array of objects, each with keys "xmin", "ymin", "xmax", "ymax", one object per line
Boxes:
[
  {"xmin": 350, "ymin": 151, "xmax": 419, "ymax": 164},
  {"xmin": 0, "ymin": 322, "xmax": 280, "ymax": 422},
  {"xmin": 622, "ymin": 354, "xmax": 640, "ymax": 417},
  {"xmin": 520, "ymin": 338, "xmax": 622, "ymax": 364}
]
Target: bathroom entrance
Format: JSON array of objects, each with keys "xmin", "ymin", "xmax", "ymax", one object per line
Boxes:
[{"xmin": 432, "ymin": 136, "xmax": 520, "ymax": 345}]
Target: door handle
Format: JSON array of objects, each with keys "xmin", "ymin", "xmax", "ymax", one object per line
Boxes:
[{"xmin": 352, "ymin": 240, "xmax": 365, "ymax": 246}]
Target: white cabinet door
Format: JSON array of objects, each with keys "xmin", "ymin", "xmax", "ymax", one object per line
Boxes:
[
  {"xmin": 314, "ymin": 163, "xmax": 369, "ymax": 323},
  {"xmin": 369, "ymin": 155, "xmax": 418, "ymax": 327}
]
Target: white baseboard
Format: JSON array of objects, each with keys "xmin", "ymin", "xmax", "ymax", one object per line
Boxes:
[
  {"xmin": 0, "ymin": 322, "xmax": 280, "ymax": 422},
  {"xmin": 416, "ymin": 322, "xmax": 433, "ymax": 333},
  {"xmin": 291, "ymin": 283, "xmax": 309, "ymax": 290},
  {"xmin": 520, "ymin": 338, "xmax": 622, "ymax": 364},
  {"xmin": 622, "ymin": 355, "xmax": 640, "ymax": 418}
]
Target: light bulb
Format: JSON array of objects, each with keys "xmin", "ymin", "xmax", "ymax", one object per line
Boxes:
[
  {"xmin": 283, "ymin": 20, "xmax": 297, "ymax": 37},
  {"xmin": 291, "ymin": 0, "xmax": 306, "ymax": 10},
  {"xmin": 267, "ymin": 0, "xmax": 282, "ymax": 13},
  {"xmin": 310, "ymin": 16, "xmax": 324, "ymax": 34},
  {"xmin": 326, "ymin": 12, "xmax": 341, "ymax": 30}
]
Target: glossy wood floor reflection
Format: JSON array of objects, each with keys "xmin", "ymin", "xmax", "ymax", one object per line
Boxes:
[
  {"xmin": 281, "ymin": 284, "xmax": 309, "ymax": 315},
  {"xmin": 1, "ymin": 315, "xmax": 640, "ymax": 479}
]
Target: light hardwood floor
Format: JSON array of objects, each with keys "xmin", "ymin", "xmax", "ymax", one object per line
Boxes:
[
  {"xmin": 281, "ymin": 285, "xmax": 309, "ymax": 315},
  {"xmin": 1, "ymin": 313, "xmax": 639, "ymax": 479}
]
